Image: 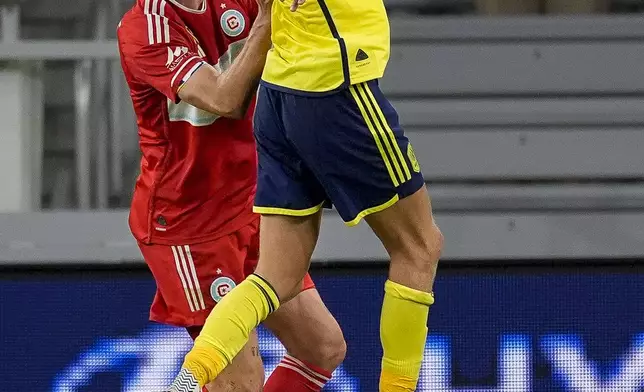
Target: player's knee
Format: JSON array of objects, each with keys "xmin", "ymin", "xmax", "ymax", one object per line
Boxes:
[
  {"xmin": 320, "ymin": 330, "xmax": 347, "ymax": 370},
  {"xmin": 312, "ymin": 329, "xmax": 347, "ymax": 370},
  {"xmin": 295, "ymin": 324, "xmax": 347, "ymax": 371},
  {"xmin": 421, "ymin": 223, "xmax": 443, "ymax": 271},
  {"xmin": 396, "ymin": 223, "xmax": 443, "ymax": 275}
]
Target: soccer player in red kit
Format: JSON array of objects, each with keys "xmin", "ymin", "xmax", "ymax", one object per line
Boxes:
[{"xmin": 117, "ymin": 0, "xmax": 346, "ymax": 391}]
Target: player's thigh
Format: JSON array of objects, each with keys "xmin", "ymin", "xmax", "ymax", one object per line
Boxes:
[
  {"xmin": 203, "ymin": 330, "xmax": 264, "ymax": 392},
  {"xmin": 263, "ymin": 287, "xmax": 346, "ymax": 370}
]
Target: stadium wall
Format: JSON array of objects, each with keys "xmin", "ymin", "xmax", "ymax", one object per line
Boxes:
[
  {"xmin": 3, "ymin": 262, "xmax": 644, "ymax": 391},
  {"xmin": 1, "ymin": 209, "xmax": 644, "ymax": 264}
]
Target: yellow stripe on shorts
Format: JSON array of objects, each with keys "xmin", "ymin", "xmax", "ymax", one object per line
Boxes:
[
  {"xmin": 354, "ymin": 83, "xmax": 407, "ymax": 185},
  {"xmin": 349, "ymin": 85, "xmax": 400, "ymax": 187},
  {"xmin": 360, "ymin": 83, "xmax": 412, "ymax": 182}
]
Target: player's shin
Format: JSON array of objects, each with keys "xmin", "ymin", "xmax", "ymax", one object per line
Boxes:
[
  {"xmin": 379, "ymin": 280, "xmax": 434, "ymax": 392},
  {"xmin": 173, "ymin": 273, "xmax": 280, "ymax": 388}
]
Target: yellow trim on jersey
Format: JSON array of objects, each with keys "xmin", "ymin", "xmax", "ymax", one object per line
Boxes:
[
  {"xmin": 354, "ymin": 84, "xmax": 406, "ymax": 185},
  {"xmin": 345, "ymin": 194, "xmax": 400, "ymax": 227},
  {"xmin": 349, "ymin": 85, "xmax": 400, "ymax": 187},
  {"xmin": 253, "ymin": 202, "xmax": 325, "ymax": 217},
  {"xmin": 360, "ymin": 83, "xmax": 412, "ymax": 182}
]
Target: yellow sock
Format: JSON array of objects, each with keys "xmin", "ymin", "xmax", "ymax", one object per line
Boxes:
[
  {"xmin": 380, "ymin": 279, "xmax": 434, "ymax": 392},
  {"xmin": 181, "ymin": 274, "xmax": 280, "ymax": 386}
]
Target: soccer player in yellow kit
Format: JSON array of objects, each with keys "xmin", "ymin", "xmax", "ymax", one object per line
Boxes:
[{"xmin": 167, "ymin": 0, "xmax": 444, "ymax": 391}]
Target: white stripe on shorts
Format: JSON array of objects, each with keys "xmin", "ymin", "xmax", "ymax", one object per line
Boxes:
[
  {"xmin": 183, "ymin": 245, "xmax": 206, "ymax": 310},
  {"xmin": 175, "ymin": 245, "xmax": 203, "ymax": 311},
  {"xmin": 171, "ymin": 245, "xmax": 196, "ymax": 312}
]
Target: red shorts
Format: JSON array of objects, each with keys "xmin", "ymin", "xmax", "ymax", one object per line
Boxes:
[{"xmin": 139, "ymin": 217, "xmax": 315, "ymax": 328}]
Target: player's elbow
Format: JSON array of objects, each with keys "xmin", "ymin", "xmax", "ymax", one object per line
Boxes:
[
  {"xmin": 200, "ymin": 90, "xmax": 246, "ymax": 119},
  {"xmin": 179, "ymin": 75, "xmax": 247, "ymax": 119},
  {"xmin": 181, "ymin": 89, "xmax": 246, "ymax": 119},
  {"xmin": 204, "ymin": 83, "xmax": 251, "ymax": 119},
  {"xmin": 209, "ymin": 89, "xmax": 250, "ymax": 119},
  {"xmin": 216, "ymin": 103, "xmax": 246, "ymax": 119}
]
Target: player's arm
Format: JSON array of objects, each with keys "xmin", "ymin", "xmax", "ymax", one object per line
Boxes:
[
  {"xmin": 289, "ymin": 0, "xmax": 305, "ymax": 11},
  {"xmin": 177, "ymin": 8, "xmax": 271, "ymax": 119},
  {"xmin": 118, "ymin": 1, "xmax": 271, "ymax": 120}
]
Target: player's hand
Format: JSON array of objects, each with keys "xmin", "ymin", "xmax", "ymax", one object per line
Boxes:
[
  {"xmin": 290, "ymin": 0, "xmax": 305, "ymax": 11},
  {"xmin": 254, "ymin": 0, "xmax": 273, "ymax": 26},
  {"xmin": 255, "ymin": 0, "xmax": 273, "ymax": 14}
]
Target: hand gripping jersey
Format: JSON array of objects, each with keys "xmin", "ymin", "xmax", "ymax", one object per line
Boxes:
[
  {"xmin": 261, "ymin": 0, "xmax": 391, "ymax": 95},
  {"xmin": 118, "ymin": 0, "xmax": 259, "ymax": 245}
]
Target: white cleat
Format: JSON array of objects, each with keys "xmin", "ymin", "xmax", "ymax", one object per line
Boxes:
[{"xmin": 165, "ymin": 368, "xmax": 201, "ymax": 392}]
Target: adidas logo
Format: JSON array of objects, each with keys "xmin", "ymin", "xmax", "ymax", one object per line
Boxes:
[
  {"xmin": 356, "ymin": 48, "xmax": 369, "ymax": 62},
  {"xmin": 166, "ymin": 46, "xmax": 189, "ymax": 68}
]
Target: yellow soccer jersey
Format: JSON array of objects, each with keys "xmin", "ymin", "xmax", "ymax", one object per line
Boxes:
[{"xmin": 261, "ymin": 0, "xmax": 390, "ymax": 95}]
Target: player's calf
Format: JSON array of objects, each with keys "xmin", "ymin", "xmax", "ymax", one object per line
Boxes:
[
  {"xmin": 265, "ymin": 289, "xmax": 347, "ymax": 371},
  {"xmin": 264, "ymin": 289, "xmax": 347, "ymax": 392},
  {"xmin": 303, "ymin": 334, "xmax": 347, "ymax": 371},
  {"xmin": 272, "ymin": 326, "xmax": 346, "ymax": 376}
]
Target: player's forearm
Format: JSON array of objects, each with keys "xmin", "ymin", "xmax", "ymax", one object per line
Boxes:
[
  {"xmin": 213, "ymin": 16, "xmax": 271, "ymax": 118},
  {"xmin": 179, "ymin": 14, "xmax": 271, "ymax": 119}
]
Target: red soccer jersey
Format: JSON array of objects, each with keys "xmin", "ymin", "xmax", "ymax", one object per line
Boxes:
[{"xmin": 118, "ymin": 0, "xmax": 259, "ymax": 245}]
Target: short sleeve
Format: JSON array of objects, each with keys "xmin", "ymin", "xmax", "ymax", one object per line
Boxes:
[{"xmin": 118, "ymin": 15, "xmax": 206, "ymax": 103}]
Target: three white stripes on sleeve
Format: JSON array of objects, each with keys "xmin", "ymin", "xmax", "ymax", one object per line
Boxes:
[
  {"xmin": 143, "ymin": 0, "xmax": 205, "ymax": 89},
  {"xmin": 144, "ymin": 0, "xmax": 170, "ymax": 45}
]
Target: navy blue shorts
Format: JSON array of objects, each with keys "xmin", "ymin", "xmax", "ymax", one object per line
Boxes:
[{"xmin": 253, "ymin": 80, "xmax": 425, "ymax": 226}]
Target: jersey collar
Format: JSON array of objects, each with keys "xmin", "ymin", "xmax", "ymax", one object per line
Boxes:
[{"xmin": 166, "ymin": 0, "xmax": 207, "ymax": 14}]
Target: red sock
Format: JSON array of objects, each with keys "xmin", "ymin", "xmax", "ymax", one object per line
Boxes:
[{"xmin": 264, "ymin": 354, "xmax": 332, "ymax": 391}]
